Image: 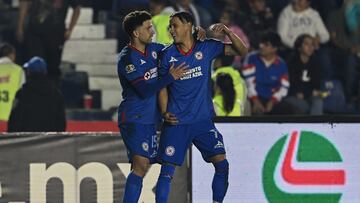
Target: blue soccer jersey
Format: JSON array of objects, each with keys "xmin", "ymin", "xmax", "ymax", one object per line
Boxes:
[
  {"xmin": 159, "ymin": 39, "xmax": 224, "ymax": 124},
  {"xmin": 117, "ymin": 43, "xmax": 167, "ymax": 124}
]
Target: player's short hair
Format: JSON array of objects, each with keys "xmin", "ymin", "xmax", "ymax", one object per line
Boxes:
[
  {"xmin": 122, "ymin": 10, "xmax": 152, "ymax": 37},
  {"xmin": 0, "ymin": 42, "xmax": 15, "ymax": 58},
  {"xmin": 260, "ymin": 31, "xmax": 282, "ymax": 48},
  {"xmin": 170, "ymin": 11, "xmax": 195, "ymax": 26}
]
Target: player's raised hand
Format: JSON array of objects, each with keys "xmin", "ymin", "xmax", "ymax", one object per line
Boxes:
[
  {"xmin": 163, "ymin": 112, "xmax": 179, "ymax": 125},
  {"xmin": 169, "ymin": 62, "xmax": 189, "ymax": 80},
  {"xmin": 209, "ymin": 23, "xmax": 230, "ymax": 35},
  {"xmin": 195, "ymin": 26, "xmax": 206, "ymax": 41}
]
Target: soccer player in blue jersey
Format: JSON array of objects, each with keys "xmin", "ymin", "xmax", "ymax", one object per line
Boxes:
[
  {"xmin": 117, "ymin": 11, "xmax": 189, "ymax": 203},
  {"xmin": 156, "ymin": 12, "xmax": 248, "ymax": 203}
]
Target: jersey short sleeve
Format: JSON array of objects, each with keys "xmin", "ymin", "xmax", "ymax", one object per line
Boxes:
[
  {"xmin": 117, "ymin": 56, "xmax": 144, "ymax": 84},
  {"xmin": 158, "ymin": 47, "xmax": 171, "ymax": 77},
  {"xmin": 205, "ymin": 39, "xmax": 225, "ymax": 60}
]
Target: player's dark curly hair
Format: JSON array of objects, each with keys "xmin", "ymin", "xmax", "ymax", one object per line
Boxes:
[
  {"xmin": 170, "ymin": 11, "xmax": 195, "ymax": 25},
  {"xmin": 122, "ymin": 10, "xmax": 152, "ymax": 37},
  {"xmin": 216, "ymin": 73, "xmax": 236, "ymax": 114}
]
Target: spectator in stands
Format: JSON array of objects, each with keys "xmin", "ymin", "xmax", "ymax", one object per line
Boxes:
[
  {"xmin": 212, "ymin": 8, "xmax": 250, "ymax": 68},
  {"xmin": 213, "ymin": 73, "xmax": 240, "ymax": 116},
  {"xmin": 7, "ymin": 56, "xmax": 66, "ymax": 132},
  {"xmin": 243, "ymin": 0, "xmax": 276, "ymax": 50},
  {"xmin": 277, "ymin": 0, "xmax": 329, "ymax": 49},
  {"xmin": 310, "ymin": 0, "xmax": 343, "ymax": 22},
  {"xmin": 212, "ymin": 55, "xmax": 248, "ymax": 116},
  {"xmin": 149, "ymin": 0, "xmax": 177, "ymax": 44},
  {"xmin": 327, "ymin": 0, "xmax": 360, "ymax": 106},
  {"xmin": 0, "ymin": 43, "xmax": 25, "ymax": 121},
  {"xmin": 16, "ymin": 0, "xmax": 81, "ymax": 82},
  {"xmin": 242, "ymin": 32, "xmax": 293, "ymax": 115},
  {"xmin": 265, "ymin": 0, "xmax": 290, "ymax": 19},
  {"xmin": 285, "ymin": 34, "xmax": 323, "ymax": 115}
]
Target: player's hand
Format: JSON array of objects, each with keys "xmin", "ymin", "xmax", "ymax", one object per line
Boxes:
[
  {"xmin": 209, "ymin": 23, "xmax": 230, "ymax": 35},
  {"xmin": 195, "ymin": 26, "xmax": 206, "ymax": 41},
  {"xmin": 169, "ymin": 62, "xmax": 189, "ymax": 80},
  {"xmin": 64, "ymin": 29, "xmax": 73, "ymax": 41},
  {"xmin": 265, "ymin": 100, "xmax": 274, "ymax": 113},
  {"xmin": 163, "ymin": 112, "xmax": 179, "ymax": 125},
  {"xmin": 252, "ymin": 99, "xmax": 265, "ymax": 114}
]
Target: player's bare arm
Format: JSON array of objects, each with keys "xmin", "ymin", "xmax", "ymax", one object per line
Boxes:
[
  {"xmin": 210, "ymin": 23, "xmax": 248, "ymax": 57},
  {"xmin": 158, "ymin": 88, "xmax": 179, "ymax": 125}
]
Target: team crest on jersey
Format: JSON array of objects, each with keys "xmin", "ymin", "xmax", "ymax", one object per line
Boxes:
[
  {"xmin": 142, "ymin": 142, "xmax": 149, "ymax": 152},
  {"xmin": 144, "ymin": 67, "xmax": 158, "ymax": 80},
  {"xmin": 165, "ymin": 146, "xmax": 175, "ymax": 156},
  {"xmin": 140, "ymin": 59, "xmax": 146, "ymax": 65},
  {"xmin": 195, "ymin": 51, "xmax": 203, "ymax": 60},
  {"xmin": 126, "ymin": 64, "xmax": 136, "ymax": 74},
  {"xmin": 152, "ymin": 51, "xmax": 157, "ymax": 59}
]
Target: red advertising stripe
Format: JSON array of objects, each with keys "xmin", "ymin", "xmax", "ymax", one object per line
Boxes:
[
  {"xmin": 0, "ymin": 121, "xmax": 119, "ymax": 132},
  {"xmin": 282, "ymin": 131, "xmax": 345, "ymax": 185}
]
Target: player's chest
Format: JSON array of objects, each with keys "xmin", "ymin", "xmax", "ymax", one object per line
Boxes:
[
  {"xmin": 171, "ymin": 51, "xmax": 210, "ymax": 82},
  {"xmin": 136, "ymin": 57, "xmax": 159, "ymax": 82}
]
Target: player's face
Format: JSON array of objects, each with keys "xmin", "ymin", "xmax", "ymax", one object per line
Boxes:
[
  {"xmin": 135, "ymin": 20, "xmax": 154, "ymax": 44},
  {"xmin": 169, "ymin": 17, "xmax": 192, "ymax": 44},
  {"xmin": 300, "ymin": 36, "xmax": 315, "ymax": 57}
]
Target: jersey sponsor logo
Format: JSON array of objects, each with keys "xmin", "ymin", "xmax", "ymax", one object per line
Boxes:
[
  {"xmin": 140, "ymin": 59, "xmax": 146, "ymax": 65},
  {"xmin": 263, "ymin": 130, "xmax": 345, "ymax": 203},
  {"xmin": 142, "ymin": 142, "xmax": 149, "ymax": 152},
  {"xmin": 180, "ymin": 66, "xmax": 203, "ymax": 80},
  {"xmin": 195, "ymin": 51, "xmax": 203, "ymax": 60},
  {"xmin": 165, "ymin": 146, "xmax": 175, "ymax": 156},
  {"xmin": 144, "ymin": 67, "xmax": 158, "ymax": 80},
  {"xmin": 125, "ymin": 64, "xmax": 136, "ymax": 74},
  {"xmin": 152, "ymin": 51, "xmax": 157, "ymax": 59},
  {"xmin": 169, "ymin": 56, "xmax": 178, "ymax": 63}
]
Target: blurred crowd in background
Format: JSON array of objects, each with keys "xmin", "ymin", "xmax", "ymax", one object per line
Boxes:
[{"xmin": 1, "ymin": 0, "xmax": 360, "ymax": 122}]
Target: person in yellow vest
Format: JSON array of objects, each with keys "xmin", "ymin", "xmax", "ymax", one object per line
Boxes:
[
  {"xmin": 212, "ymin": 55, "xmax": 248, "ymax": 116},
  {"xmin": 0, "ymin": 43, "xmax": 25, "ymax": 121},
  {"xmin": 149, "ymin": 0, "xmax": 177, "ymax": 44}
]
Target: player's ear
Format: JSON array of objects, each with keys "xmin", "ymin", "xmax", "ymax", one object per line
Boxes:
[{"xmin": 133, "ymin": 29, "xmax": 139, "ymax": 38}]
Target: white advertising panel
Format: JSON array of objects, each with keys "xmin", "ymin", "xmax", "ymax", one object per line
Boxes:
[{"xmin": 192, "ymin": 123, "xmax": 360, "ymax": 203}]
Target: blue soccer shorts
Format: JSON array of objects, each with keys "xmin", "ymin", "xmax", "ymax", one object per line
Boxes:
[
  {"xmin": 157, "ymin": 120, "xmax": 226, "ymax": 165},
  {"xmin": 119, "ymin": 122, "xmax": 158, "ymax": 164}
]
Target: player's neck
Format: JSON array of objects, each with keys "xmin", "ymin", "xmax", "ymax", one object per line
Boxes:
[
  {"xmin": 178, "ymin": 36, "xmax": 195, "ymax": 53},
  {"xmin": 129, "ymin": 40, "xmax": 146, "ymax": 54}
]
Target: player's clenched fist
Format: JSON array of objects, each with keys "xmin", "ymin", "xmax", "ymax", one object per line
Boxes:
[{"xmin": 163, "ymin": 112, "xmax": 179, "ymax": 125}]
